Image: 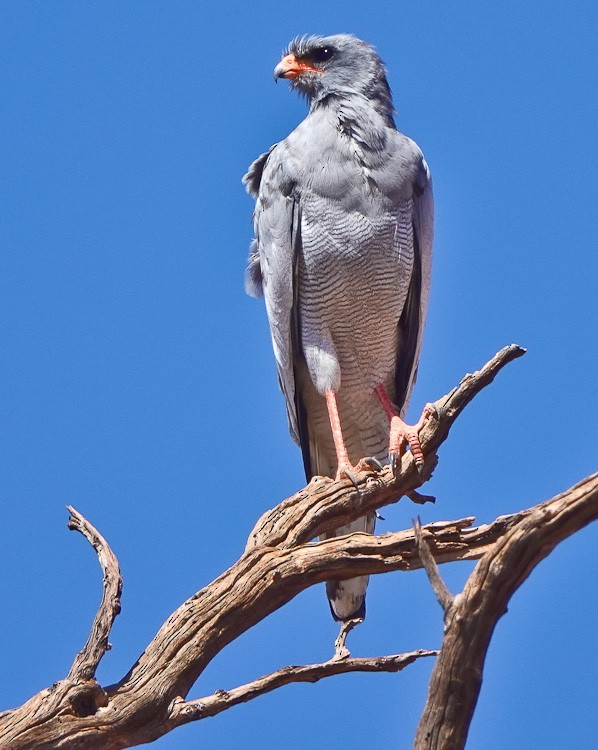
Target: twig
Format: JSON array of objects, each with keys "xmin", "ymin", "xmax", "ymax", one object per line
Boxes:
[
  {"xmin": 413, "ymin": 517, "xmax": 454, "ymax": 613},
  {"xmin": 170, "ymin": 649, "xmax": 438, "ymax": 726},
  {"xmin": 333, "ymin": 617, "xmax": 363, "ymax": 660},
  {"xmin": 66, "ymin": 506, "xmax": 122, "ymax": 681}
]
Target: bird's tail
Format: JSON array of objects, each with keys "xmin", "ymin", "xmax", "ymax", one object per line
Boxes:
[
  {"xmin": 310, "ymin": 436, "xmax": 377, "ymax": 622},
  {"xmin": 321, "ymin": 514, "xmax": 376, "ymax": 621}
]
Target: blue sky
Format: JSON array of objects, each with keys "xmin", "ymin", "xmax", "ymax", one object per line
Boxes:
[{"xmin": 0, "ymin": 2, "xmax": 596, "ymax": 748}]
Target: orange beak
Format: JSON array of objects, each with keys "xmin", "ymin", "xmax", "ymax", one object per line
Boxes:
[{"xmin": 273, "ymin": 53, "xmax": 322, "ymax": 80}]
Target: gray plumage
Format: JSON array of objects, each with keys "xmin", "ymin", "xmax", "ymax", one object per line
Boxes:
[{"xmin": 244, "ymin": 34, "xmax": 433, "ymax": 622}]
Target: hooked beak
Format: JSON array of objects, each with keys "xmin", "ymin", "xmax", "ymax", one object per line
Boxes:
[{"xmin": 273, "ymin": 53, "xmax": 322, "ymax": 82}]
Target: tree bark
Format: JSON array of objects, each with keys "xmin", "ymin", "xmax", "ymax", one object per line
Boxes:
[
  {"xmin": 413, "ymin": 472, "xmax": 598, "ymax": 749},
  {"xmin": 2, "ymin": 345, "xmax": 594, "ymax": 750}
]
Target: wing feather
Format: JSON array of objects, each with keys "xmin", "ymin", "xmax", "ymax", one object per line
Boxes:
[
  {"xmin": 395, "ymin": 156, "xmax": 434, "ymax": 413},
  {"xmin": 244, "ymin": 147, "xmax": 301, "ymax": 443}
]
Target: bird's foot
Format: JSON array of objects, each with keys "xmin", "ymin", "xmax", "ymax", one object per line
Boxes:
[
  {"xmin": 332, "ymin": 617, "xmax": 363, "ymax": 661},
  {"xmin": 388, "ymin": 403, "xmax": 436, "ymax": 476}
]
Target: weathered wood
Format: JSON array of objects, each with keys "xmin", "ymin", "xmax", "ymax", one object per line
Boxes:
[
  {"xmin": 3, "ymin": 471, "xmax": 595, "ymax": 749},
  {"xmin": 0, "ymin": 512, "xmax": 524, "ymax": 748},
  {"xmin": 66, "ymin": 505, "xmax": 123, "ymax": 682},
  {"xmin": 169, "ymin": 649, "xmax": 438, "ymax": 726},
  {"xmin": 413, "ymin": 516, "xmax": 454, "ymax": 613},
  {"xmin": 6, "ymin": 345, "xmax": 577, "ymax": 750},
  {"xmin": 413, "ymin": 472, "xmax": 598, "ymax": 750}
]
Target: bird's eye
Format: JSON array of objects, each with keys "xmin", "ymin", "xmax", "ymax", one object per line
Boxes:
[{"xmin": 310, "ymin": 46, "xmax": 334, "ymax": 63}]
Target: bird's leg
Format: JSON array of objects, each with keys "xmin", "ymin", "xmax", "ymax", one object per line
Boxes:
[
  {"xmin": 325, "ymin": 390, "xmax": 373, "ymax": 485},
  {"xmin": 325, "ymin": 390, "xmax": 358, "ymax": 484},
  {"xmin": 374, "ymin": 384, "xmax": 434, "ymax": 475},
  {"xmin": 332, "ymin": 617, "xmax": 363, "ymax": 661}
]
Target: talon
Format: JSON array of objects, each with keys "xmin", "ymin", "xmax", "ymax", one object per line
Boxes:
[
  {"xmin": 360, "ymin": 456, "xmax": 384, "ymax": 472},
  {"xmin": 345, "ymin": 469, "xmax": 358, "ymax": 488},
  {"xmin": 389, "ymin": 451, "xmax": 398, "ymax": 475},
  {"xmin": 423, "ymin": 402, "xmax": 439, "ymax": 420},
  {"xmin": 336, "ymin": 465, "xmax": 359, "ymax": 488}
]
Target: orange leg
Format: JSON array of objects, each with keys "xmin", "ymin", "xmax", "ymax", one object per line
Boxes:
[
  {"xmin": 325, "ymin": 390, "xmax": 355, "ymax": 482},
  {"xmin": 324, "ymin": 391, "xmax": 382, "ymax": 484}
]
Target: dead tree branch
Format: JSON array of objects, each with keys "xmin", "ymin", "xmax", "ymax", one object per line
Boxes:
[
  {"xmin": 169, "ymin": 649, "xmax": 438, "ymax": 726},
  {"xmin": 66, "ymin": 505, "xmax": 123, "ymax": 682},
  {"xmin": 6, "ymin": 345, "xmax": 589, "ymax": 750},
  {"xmin": 246, "ymin": 344, "xmax": 526, "ymax": 552},
  {"xmin": 413, "ymin": 517, "xmax": 454, "ymax": 613},
  {"xmin": 413, "ymin": 472, "xmax": 598, "ymax": 750}
]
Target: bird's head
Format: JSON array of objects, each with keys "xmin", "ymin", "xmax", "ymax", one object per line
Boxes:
[{"xmin": 274, "ymin": 34, "xmax": 393, "ymax": 112}]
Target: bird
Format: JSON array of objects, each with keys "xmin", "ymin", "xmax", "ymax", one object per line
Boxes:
[{"xmin": 243, "ymin": 34, "xmax": 434, "ymax": 658}]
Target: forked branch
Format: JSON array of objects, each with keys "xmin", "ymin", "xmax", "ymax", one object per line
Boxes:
[
  {"xmin": 8, "ymin": 345, "xmax": 589, "ymax": 750},
  {"xmin": 414, "ymin": 472, "xmax": 598, "ymax": 750}
]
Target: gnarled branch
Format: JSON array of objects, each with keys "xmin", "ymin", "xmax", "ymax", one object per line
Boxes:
[
  {"xmin": 10, "ymin": 345, "xmax": 591, "ymax": 750},
  {"xmin": 3, "ymin": 471, "xmax": 596, "ymax": 748},
  {"xmin": 414, "ymin": 472, "xmax": 598, "ymax": 749},
  {"xmin": 246, "ymin": 344, "xmax": 526, "ymax": 552},
  {"xmin": 66, "ymin": 505, "xmax": 122, "ymax": 682}
]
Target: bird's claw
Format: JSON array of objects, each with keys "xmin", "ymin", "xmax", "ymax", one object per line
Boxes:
[
  {"xmin": 421, "ymin": 402, "xmax": 439, "ymax": 421},
  {"xmin": 336, "ymin": 464, "xmax": 359, "ymax": 488},
  {"xmin": 359, "ymin": 456, "xmax": 384, "ymax": 473}
]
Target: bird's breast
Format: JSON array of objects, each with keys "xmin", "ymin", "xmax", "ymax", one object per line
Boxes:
[{"xmin": 297, "ymin": 198, "xmax": 414, "ymax": 392}]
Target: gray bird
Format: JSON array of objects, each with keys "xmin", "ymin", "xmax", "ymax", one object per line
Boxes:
[{"xmin": 244, "ymin": 34, "xmax": 434, "ymax": 657}]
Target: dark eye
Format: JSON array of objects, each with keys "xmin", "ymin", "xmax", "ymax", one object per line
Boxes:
[{"xmin": 310, "ymin": 46, "xmax": 335, "ymax": 63}]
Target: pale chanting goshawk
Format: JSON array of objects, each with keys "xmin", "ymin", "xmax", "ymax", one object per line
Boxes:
[{"xmin": 244, "ymin": 34, "xmax": 434, "ymax": 657}]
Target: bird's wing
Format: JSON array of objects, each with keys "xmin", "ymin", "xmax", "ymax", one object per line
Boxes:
[
  {"xmin": 394, "ymin": 151, "xmax": 434, "ymax": 414},
  {"xmin": 243, "ymin": 145, "xmax": 301, "ymax": 443}
]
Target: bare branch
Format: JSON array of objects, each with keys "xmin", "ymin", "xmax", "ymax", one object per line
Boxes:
[
  {"xmin": 66, "ymin": 505, "xmax": 122, "ymax": 681},
  {"xmin": 2, "ymin": 472, "xmax": 596, "ymax": 749},
  {"xmin": 169, "ymin": 649, "xmax": 438, "ymax": 727},
  {"xmin": 9, "ymin": 346, "xmax": 576, "ymax": 750},
  {"xmin": 414, "ymin": 472, "xmax": 598, "ymax": 750},
  {"xmin": 246, "ymin": 344, "xmax": 525, "ymax": 552},
  {"xmin": 413, "ymin": 517, "xmax": 454, "ymax": 613}
]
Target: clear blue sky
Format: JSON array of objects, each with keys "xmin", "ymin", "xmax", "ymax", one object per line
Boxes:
[{"xmin": 1, "ymin": 2, "xmax": 596, "ymax": 748}]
